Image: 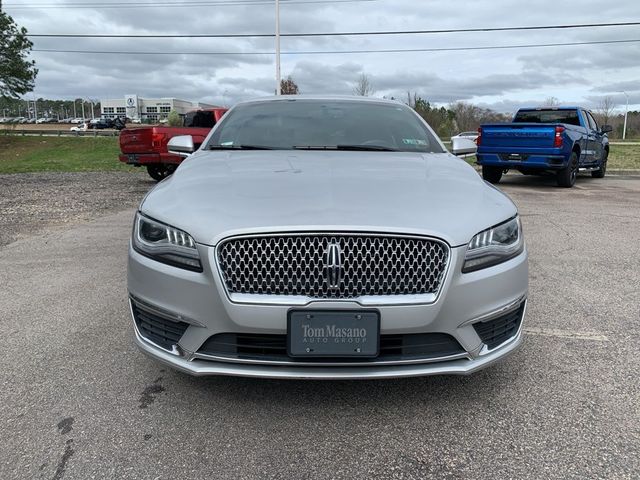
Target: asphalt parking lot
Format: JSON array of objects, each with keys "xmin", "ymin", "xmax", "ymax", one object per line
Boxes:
[{"xmin": 1, "ymin": 172, "xmax": 638, "ymax": 479}]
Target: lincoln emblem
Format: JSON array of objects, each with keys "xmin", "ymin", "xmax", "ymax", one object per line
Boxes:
[{"xmin": 323, "ymin": 242, "xmax": 343, "ymax": 290}]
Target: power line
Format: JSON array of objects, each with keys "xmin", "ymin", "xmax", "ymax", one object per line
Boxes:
[
  {"xmin": 4, "ymin": 0, "xmax": 375, "ymax": 8},
  {"xmin": 5, "ymin": 0, "xmax": 327, "ymax": 3},
  {"xmin": 19, "ymin": 21, "xmax": 640, "ymax": 38},
  {"xmin": 31, "ymin": 38, "xmax": 640, "ymax": 55}
]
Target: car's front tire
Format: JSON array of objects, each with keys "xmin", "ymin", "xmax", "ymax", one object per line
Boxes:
[
  {"xmin": 557, "ymin": 152, "xmax": 578, "ymax": 188},
  {"xmin": 591, "ymin": 149, "xmax": 608, "ymax": 178},
  {"xmin": 482, "ymin": 165, "xmax": 503, "ymax": 184}
]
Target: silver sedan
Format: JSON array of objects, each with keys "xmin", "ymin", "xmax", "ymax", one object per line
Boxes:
[{"xmin": 128, "ymin": 96, "xmax": 528, "ymax": 379}]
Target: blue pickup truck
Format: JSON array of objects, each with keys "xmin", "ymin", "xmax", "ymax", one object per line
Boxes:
[{"xmin": 476, "ymin": 107, "xmax": 612, "ymax": 187}]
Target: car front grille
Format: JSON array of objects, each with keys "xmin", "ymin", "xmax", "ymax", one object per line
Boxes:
[
  {"xmin": 216, "ymin": 233, "xmax": 449, "ymax": 299},
  {"xmin": 473, "ymin": 302, "xmax": 525, "ymax": 350},
  {"xmin": 131, "ymin": 300, "xmax": 189, "ymax": 351},
  {"xmin": 196, "ymin": 332, "xmax": 465, "ymax": 363}
]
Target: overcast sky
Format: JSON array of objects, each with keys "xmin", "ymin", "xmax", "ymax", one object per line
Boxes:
[{"xmin": 5, "ymin": 0, "xmax": 640, "ymax": 113}]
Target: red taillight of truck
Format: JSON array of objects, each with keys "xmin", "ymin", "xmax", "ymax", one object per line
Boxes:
[
  {"xmin": 476, "ymin": 127, "xmax": 482, "ymax": 146},
  {"xmin": 151, "ymin": 132, "xmax": 167, "ymax": 148},
  {"xmin": 554, "ymin": 126, "xmax": 565, "ymax": 148}
]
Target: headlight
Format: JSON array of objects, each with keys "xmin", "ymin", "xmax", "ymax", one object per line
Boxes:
[
  {"xmin": 132, "ymin": 212, "xmax": 202, "ymax": 272},
  {"xmin": 462, "ymin": 216, "xmax": 524, "ymax": 273}
]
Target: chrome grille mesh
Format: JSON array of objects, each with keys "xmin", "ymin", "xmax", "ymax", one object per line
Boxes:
[{"xmin": 216, "ymin": 234, "xmax": 449, "ymax": 299}]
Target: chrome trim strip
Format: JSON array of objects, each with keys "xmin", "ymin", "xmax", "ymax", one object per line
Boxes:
[
  {"xmin": 478, "ymin": 299, "xmax": 527, "ymax": 356},
  {"xmin": 214, "ymin": 230, "xmax": 452, "ymax": 307},
  {"xmin": 227, "ymin": 292, "xmax": 438, "ymax": 307},
  {"xmin": 191, "ymin": 351, "xmax": 471, "ymax": 367},
  {"xmin": 457, "ymin": 294, "xmax": 527, "ymax": 328}
]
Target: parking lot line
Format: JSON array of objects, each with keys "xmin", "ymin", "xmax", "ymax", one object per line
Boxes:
[{"xmin": 524, "ymin": 327, "xmax": 609, "ymax": 342}]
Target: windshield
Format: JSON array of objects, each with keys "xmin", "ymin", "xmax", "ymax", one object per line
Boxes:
[
  {"xmin": 206, "ymin": 99, "xmax": 444, "ymax": 153},
  {"xmin": 513, "ymin": 109, "xmax": 581, "ymax": 126}
]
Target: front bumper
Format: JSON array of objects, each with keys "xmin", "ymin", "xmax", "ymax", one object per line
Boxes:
[
  {"xmin": 128, "ymin": 241, "xmax": 528, "ymax": 379},
  {"xmin": 133, "ymin": 319, "xmax": 524, "ymax": 379}
]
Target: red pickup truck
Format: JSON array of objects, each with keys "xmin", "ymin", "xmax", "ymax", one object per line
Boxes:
[{"xmin": 119, "ymin": 108, "xmax": 227, "ymax": 181}]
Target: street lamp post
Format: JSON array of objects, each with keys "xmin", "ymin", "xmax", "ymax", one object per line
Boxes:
[
  {"xmin": 275, "ymin": 0, "xmax": 281, "ymax": 95},
  {"xmin": 622, "ymin": 91, "xmax": 629, "ymax": 141}
]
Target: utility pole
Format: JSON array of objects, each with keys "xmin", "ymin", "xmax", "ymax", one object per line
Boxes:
[
  {"xmin": 275, "ymin": 0, "xmax": 281, "ymax": 95},
  {"xmin": 622, "ymin": 91, "xmax": 629, "ymax": 141}
]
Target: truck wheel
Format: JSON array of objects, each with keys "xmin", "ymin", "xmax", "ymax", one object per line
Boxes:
[
  {"xmin": 146, "ymin": 164, "xmax": 175, "ymax": 182},
  {"xmin": 591, "ymin": 149, "xmax": 608, "ymax": 178},
  {"xmin": 482, "ymin": 166, "xmax": 503, "ymax": 184},
  {"xmin": 556, "ymin": 152, "xmax": 578, "ymax": 188}
]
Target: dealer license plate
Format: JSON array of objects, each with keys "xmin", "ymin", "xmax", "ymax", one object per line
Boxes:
[{"xmin": 288, "ymin": 310, "xmax": 379, "ymax": 358}]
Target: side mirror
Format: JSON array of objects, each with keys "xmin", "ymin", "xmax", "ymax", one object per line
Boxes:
[
  {"xmin": 167, "ymin": 135, "xmax": 195, "ymax": 157},
  {"xmin": 451, "ymin": 137, "xmax": 477, "ymax": 156},
  {"xmin": 600, "ymin": 125, "xmax": 613, "ymax": 134}
]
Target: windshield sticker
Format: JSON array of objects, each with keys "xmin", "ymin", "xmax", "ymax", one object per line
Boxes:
[{"xmin": 402, "ymin": 138, "xmax": 428, "ymax": 146}]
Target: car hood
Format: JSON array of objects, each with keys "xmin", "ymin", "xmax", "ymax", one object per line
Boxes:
[{"xmin": 141, "ymin": 150, "xmax": 517, "ymax": 247}]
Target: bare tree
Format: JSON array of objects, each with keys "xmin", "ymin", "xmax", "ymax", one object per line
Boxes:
[
  {"xmin": 450, "ymin": 102, "xmax": 482, "ymax": 132},
  {"xmin": 280, "ymin": 76, "xmax": 300, "ymax": 95},
  {"xmin": 595, "ymin": 96, "xmax": 617, "ymax": 126},
  {"xmin": 449, "ymin": 101, "xmax": 510, "ymax": 133},
  {"xmin": 353, "ymin": 73, "xmax": 375, "ymax": 96},
  {"xmin": 541, "ymin": 96, "xmax": 560, "ymax": 107}
]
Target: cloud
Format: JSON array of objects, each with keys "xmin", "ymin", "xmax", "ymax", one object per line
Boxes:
[
  {"xmin": 590, "ymin": 80, "xmax": 640, "ymax": 94},
  {"xmin": 5, "ymin": 0, "xmax": 640, "ymax": 109}
]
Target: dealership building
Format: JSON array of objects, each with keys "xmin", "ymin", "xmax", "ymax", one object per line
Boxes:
[{"xmin": 100, "ymin": 95, "xmax": 219, "ymax": 122}]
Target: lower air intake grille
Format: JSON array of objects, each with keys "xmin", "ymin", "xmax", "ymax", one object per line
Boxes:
[
  {"xmin": 473, "ymin": 302, "xmax": 525, "ymax": 350},
  {"xmin": 197, "ymin": 332, "xmax": 464, "ymax": 363},
  {"xmin": 132, "ymin": 301, "xmax": 189, "ymax": 351}
]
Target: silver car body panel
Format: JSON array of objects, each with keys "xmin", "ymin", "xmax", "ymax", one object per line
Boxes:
[
  {"xmin": 128, "ymin": 96, "xmax": 528, "ymax": 379},
  {"xmin": 142, "ymin": 152, "xmax": 516, "ymax": 248}
]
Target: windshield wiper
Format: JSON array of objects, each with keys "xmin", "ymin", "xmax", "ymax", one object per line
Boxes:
[
  {"xmin": 292, "ymin": 145, "xmax": 337, "ymax": 150},
  {"xmin": 336, "ymin": 144, "xmax": 398, "ymax": 151},
  {"xmin": 208, "ymin": 144, "xmax": 276, "ymax": 150},
  {"xmin": 293, "ymin": 144, "xmax": 397, "ymax": 151}
]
